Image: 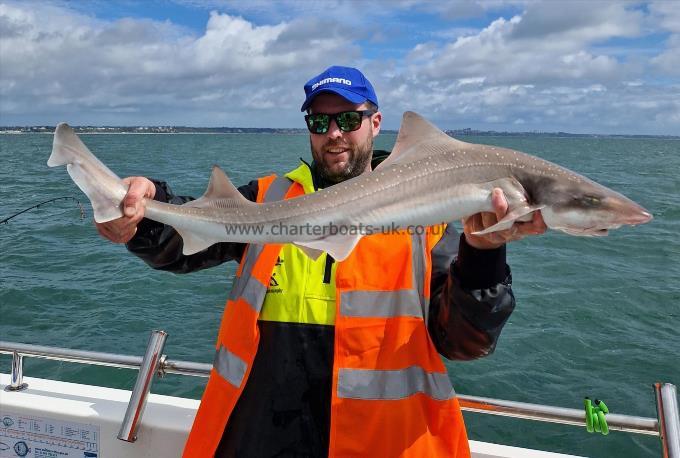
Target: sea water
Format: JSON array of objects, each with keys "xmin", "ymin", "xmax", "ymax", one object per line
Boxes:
[{"xmin": 1, "ymin": 132, "xmax": 678, "ymax": 457}]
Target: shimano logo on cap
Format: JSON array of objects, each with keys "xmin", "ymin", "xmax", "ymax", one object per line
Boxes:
[
  {"xmin": 311, "ymin": 77, "xmax": 352, "ymax": 91},
  {"xmin": 301, "ymin": 66, "xmax": 377, "ymax": 111}
]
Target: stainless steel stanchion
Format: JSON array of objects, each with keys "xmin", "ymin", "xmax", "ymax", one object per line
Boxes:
[
  {"xmin": 117, "ymin": 330, "xmax": 168, "ymax": 442},
  {"xmin": 5, "ymin": 351, "xmax": 28, "ymax": 391},
  {"xmin": 655, "ymin": 383, "xmax": 680, "ymax": 458}
]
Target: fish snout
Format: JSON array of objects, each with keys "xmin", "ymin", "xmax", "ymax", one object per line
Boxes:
[
  {"xmin": 607, "ymin": 196, "xmax": 653, "ymax": 226},
  {"xmin": 626, "ymin": 209, "xmax": 653, "ymax": 226}
]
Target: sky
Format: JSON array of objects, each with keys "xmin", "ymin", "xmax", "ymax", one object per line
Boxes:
[{"xmin": 1, "ymin": 0, "xmax": 679, "ymax": 134}]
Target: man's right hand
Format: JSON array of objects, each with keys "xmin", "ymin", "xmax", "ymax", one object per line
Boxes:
[{"xmin": 96, "ymin": 177, "xmax": 156, "ymax": 244}]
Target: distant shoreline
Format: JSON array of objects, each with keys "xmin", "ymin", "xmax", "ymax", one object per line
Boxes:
[
  {"xmin": 1, "ymin": 127, "xmax": 678, "ymax": 139},
  {"xmin": 0, "ymin": 131, "xmax": 308, "ymax": 135}
]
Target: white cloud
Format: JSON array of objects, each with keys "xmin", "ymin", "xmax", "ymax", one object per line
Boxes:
[
  {"xmin": 510, "ymin": 1, "xmax": 643, "ymax": 43},
  {"xmin": 372, "ymin": 1, "xmax": 679, "ymax": 134},
  {"xmin": 651, "ymin": 40, "xmax": 680, "ymax": 75},
  {"xmin": 411, "ymin": 3, "xmax": 640, "ymax": 86},
  {"xmin": 649, "ymin": 2, "xmax": 680, "ymax": 76},
  {"xmin": 0, "ymin": 2, "xmax": 359, "ymax": 125},
  {"xmin": 0, "ymin": 0, "xmax": 678, "ymax": 135},
  {"xmin": 650, "ymin": 1, "xmax": 680, "ymax": 33}
]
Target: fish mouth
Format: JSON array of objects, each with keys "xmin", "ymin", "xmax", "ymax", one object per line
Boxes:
[{"xmin": 561, "ymin": 227, "xmax": 610, "ymax": 237}]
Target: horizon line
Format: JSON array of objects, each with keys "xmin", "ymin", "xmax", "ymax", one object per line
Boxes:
[{"xmin": 1, "ymin": 125, "xmax": 679, "ymax": 139}]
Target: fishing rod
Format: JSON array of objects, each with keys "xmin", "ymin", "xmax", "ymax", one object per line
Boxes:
[{"xmin": 0, "ymin": 196, "xmax": 86, "ymax": 225}]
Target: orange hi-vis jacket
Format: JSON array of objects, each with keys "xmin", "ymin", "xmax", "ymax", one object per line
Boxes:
[{"xmin": 182, "ymin": 171, "xmax": 471, "ymax": 458}]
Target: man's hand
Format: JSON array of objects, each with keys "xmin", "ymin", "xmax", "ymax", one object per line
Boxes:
[
  {"xmin": 463, "ymin": 188, "xmax": 547, "ymax": 250},
  {"xmin": 95, "ymin": 177, "xmax": 156, "ymax": 244}
]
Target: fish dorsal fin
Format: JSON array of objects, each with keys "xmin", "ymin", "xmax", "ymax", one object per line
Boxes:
[
  {"xmin": 376, "ymin": 111, "xmax": 468, "ymax": 170},
  {"xmin": 178, "ymin": 165, "xmax": 254, "ymax": 253},
  {"xmin": 184, "ymin": 165, "xmax": 252, "ymax": 209}
]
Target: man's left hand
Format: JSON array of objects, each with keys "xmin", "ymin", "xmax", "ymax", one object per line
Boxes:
[{"xmin": 463, "ymin": 188, "xmax": 547, "ymax": 250}]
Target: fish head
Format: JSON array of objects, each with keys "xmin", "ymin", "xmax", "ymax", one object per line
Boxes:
[{"xmin": 537, "ymin": 177, "xmax": 652, "ymax": 236}]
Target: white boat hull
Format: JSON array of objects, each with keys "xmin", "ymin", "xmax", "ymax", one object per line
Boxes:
[{"xmin": 0, "ymin": 374, "xmax": 583, "ymax": 458}]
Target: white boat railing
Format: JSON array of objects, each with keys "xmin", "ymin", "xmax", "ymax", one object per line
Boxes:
[{"xmin": 1, "ymin": 331, "xmax": 678, "ymax": 457}]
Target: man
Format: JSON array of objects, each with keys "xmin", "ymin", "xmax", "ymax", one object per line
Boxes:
[{"xmin": 97, "ymin": 66, "xmax": 546, "ymax": 457}]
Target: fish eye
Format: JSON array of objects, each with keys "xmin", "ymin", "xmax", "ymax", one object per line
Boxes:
[{"xmin": 577, "ymin": 195, "xmax": 602, "ymax": 207}]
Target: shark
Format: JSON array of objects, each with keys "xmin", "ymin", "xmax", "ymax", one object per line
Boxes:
[{"xmin": 48, "ymin": 111, "xmax": 652, "ymax": 261}]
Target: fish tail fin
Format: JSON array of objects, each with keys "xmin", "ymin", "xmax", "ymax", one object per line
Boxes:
[
  {"xmin": 49, "ymin": 123, "xmax": 126, "ymax": 222},
  {"xmin": 47, "ymin": 123, "xmax": 76, "ymax": 167},
  {"xmin": 49, "ymin": 123, "xmax": 108, "ymax": 169}
]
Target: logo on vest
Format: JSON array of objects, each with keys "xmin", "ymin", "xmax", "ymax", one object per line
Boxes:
[{"xmin": 268, "ymin": 256, "xmax": 284, "ymax": 293}]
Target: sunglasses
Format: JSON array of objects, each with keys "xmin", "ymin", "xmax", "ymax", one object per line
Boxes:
[{"xmin": 304, "ymin": 110, "xmax": 376, "ymax": 134}]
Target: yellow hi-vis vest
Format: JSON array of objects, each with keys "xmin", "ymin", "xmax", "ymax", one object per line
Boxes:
[{"xmin": 259, "ymin": 163, "xmax": 337, "ymax": 325}]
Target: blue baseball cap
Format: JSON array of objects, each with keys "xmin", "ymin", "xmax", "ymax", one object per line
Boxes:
[{"xmin": 301, "ymin": 66, "xmax": 379, "ymax": 112}]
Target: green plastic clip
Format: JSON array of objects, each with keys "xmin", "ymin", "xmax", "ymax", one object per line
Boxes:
[{"xmin": 584, "ymin": 397, "xmax": 609, "ymax": 435}]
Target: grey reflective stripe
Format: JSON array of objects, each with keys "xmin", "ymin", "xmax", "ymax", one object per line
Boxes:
[
  {"xmin": 264, "ymin": 176, "xmax": 293, "ymax": 202},
  {"xmin": 229, "ymin": 243, "xmax": 267, "ymax": 314},
  {"xmin": 431, "ymin": 223, "xmax": 459, "ymax": 276},
  {"xmin": 229, "ymin": 243, "xmax": 264, "ymax": 302},
  {"xmin": 340, "ymin": 290, "xmax": 423, "ymax": 318},
  {"xmin": 411, "ymin": 232, "xmax": 428, "ymax": 322},
  {"xmin": 228, "ymin": 177, "xmax": 293, "ymax": 308},
  {"xmin": 241, "ymin": 243, "xmax": 264, "ymax": 281},
  {"xmin": 213, "ymin": 345, "xmax": 247, "ymax": 388},
  {"xmin": 337, "ymin": 367, "xmax": 455, "ymax": 401},
  {"xmin": 240, "ymin": 279, "xmax": 268, "ymax": 312},
  {"xmin": 410, "ymin": 233, "xmax": 425, "ymax": 295}
]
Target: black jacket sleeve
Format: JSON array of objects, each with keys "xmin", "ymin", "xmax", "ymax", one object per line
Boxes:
[
  {"xmin": 427, "ymin": 227, "xmax": 515, "ymax": 361},
  {"xmin": 125, "ymin": 179, "xmax": 259, "ymax": 272}
]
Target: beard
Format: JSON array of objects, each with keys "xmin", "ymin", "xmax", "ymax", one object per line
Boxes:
[{"xmin": 311, "ymin": 132, "xmax": 374, "ymax": 183}]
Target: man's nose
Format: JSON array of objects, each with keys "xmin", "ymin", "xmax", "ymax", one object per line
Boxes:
[{"xmin": 326, "ymin": 118, "xmax": 343, "ymax": 139}]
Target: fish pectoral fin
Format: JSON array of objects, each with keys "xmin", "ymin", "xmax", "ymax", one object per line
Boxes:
[
  {"xmin": 472, "ymin": 204, "xmax": 545, "ymax": 235},
  {"xmin": 89, "ymin": 195, "xmax": 124, "ymax": 223},
  {"xmin": 176, "ymin": 227, "xmax": 222, "ymax": 255},
  {"xmin": 293, "ymin": 233, "xmax": 363, "ymax": 262},
  {"xmin": 292, "ymin": 244, "xmax": 325, "ymax": 261},
  {"xmin": 184, "ymin": 165, "xmax": 254, "ymax": 209}
]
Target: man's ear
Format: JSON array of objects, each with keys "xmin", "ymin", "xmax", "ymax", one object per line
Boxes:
[{"xmin": 371, "ymin": 111, "xmax": 382, "ymax": 137}]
